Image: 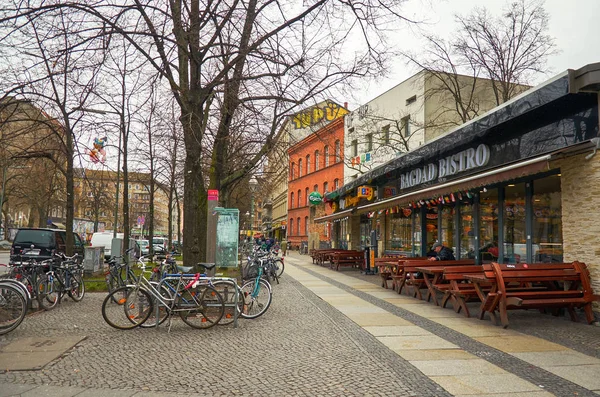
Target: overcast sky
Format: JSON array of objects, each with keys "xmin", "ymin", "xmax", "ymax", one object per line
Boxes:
[{"xmin": 348, "ymin": 0, "xmax": 599, "ymax": 109}]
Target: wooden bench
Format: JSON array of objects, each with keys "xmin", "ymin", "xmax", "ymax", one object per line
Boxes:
[
  {"xmin": 389, "ymin": 257, "xmax": 428, "ymax": 294},
  {"xmin": 440, "ymin": 265, "xmax": 488, "ymax": 317},
  {"xmin": 329, "ymin": 250, "xmax": 364, "ymax": 271},
  {"xmin": 310, "ymin": 249, "xmax": 343, "ymax": 266},
  {"xmin": 473, "ymin": 262, "xmax": 600, "ymax": 328},
  {"xmin": 374, "ymin": 256, "xmax": 405, "ymax": 289},
  {"xmin": 403, "ymin": 259, "xmax": 476, "ymax": 300}
]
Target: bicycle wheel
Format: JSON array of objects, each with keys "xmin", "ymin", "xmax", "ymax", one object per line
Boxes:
[
  {"xmin": 68, "ymin": 273, "xmax": 86, "ymax": 302},
  {"xmin": 274, "ymin": 259, "xmax": 284, "ymax": 278},
  {"xmin": 102, "ymin": 286, "xmax": 153, "ymax": 330},
  {"xmin": 0, "ymin": 283, "xmax": 27, "ymax": 335},
  {"xmin": 212, "ymin": 280, "xmax": 244, "ymax": 326},
  {"xmin": 37, "ymin": 274, "xmax": 59, "ymax": 311},
  {"xmin": 139, "ymin": 281, "xmax": 171, "ymax": 328},
  {"xmin": 240, "ymin": 278, "xmax": 272, "ymax": 319},
  {"xmin": 178, "ymin": 285, "xmax": 224, "ymax": 329}
]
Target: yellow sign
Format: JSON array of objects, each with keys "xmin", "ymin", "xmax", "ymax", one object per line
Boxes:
[
  {"xmin": 346, "ymin": 195, "xmax": 360, "ymax": 207},
  {"xmin": 292, "ymin": 101, "xmax": 348, "ymax": 129},
  {"xmin": 357, "ymin": 186, "xmax": 374, "ymax": 200}
]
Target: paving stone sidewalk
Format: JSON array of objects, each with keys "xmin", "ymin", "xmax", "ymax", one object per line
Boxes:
[{"xmin": 1, "ymin": 252, "xmax": 599, "ymax": 397}]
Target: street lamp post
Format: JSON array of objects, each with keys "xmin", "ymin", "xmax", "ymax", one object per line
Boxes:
[{"xmin": 249, "ymin": 176, "xmax": 258, "ymax": 238}]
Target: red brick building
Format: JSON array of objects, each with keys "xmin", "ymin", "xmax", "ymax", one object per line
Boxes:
[{"xmin": 287, "ymin": 117, "xmax": 345, "ymax": 250}]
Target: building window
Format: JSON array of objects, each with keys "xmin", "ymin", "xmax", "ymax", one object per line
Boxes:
[
  {"xmin": 298, "ymin": 159, "xmax": 303, "ymax": 177},
  {"xmin": 406, "ymin": 95, "xmax": 417, "ymax": 105},
  {"xmin": 305, "ymin": 216, "xmax": 309, "ymax": 236},
  {"xmin": 289, "ymin": 218, "xmax": 294, "ymax": 236},
  {"xmin": 313, "ymin": 184, "xmax": 318, "ymax": 193},
  {"xmin": 290, "ymin": 162, "xmax": 295, "ymax": 180},
  {"xmin": 305, "ymin": 187, "xmax": 309, "ymax": 206},
  {"xmin": 290, "ymin": 192, "xmax": 294, "ymax": 209},
  {"xmin": 314, "ymin": 150, "xmax": 320, "ymax": 171},
  {"xmin": 401, "ymin": 115, "xmax": 411, "ymax": 137},
  {"xmin": 323, "ymin": 182, "xmax": 328, "ymax": 193},
  {"xmin": 297, "ymin": 189, "xmax": 301, "ymax": 208},
  {"xmin": 351, "ymin": 139, "xmax": 358, "ymax": 157},
  {"xmin": 382, "ymin": 125, "xmax": 390, "ymax": 144},
  {"xmin": 324, "ymin": 146, "xmax": 329, "ymax": 167},
  {"xmin": 306, "ymin": 155, "xmax": 311, "ymax": 174},
  {"xmin": 366, "ymin": 134, "xmax": 373, "ymax": 152},
  {"xmin": 335, "ymin": 140, "xmax": 341, "ymax": 163},
  {"xmin": 334, "ymin": 178, "xmax": 339, "ymax": 190},
  {"xmin": 297, "ymin": 217, "xmax": 301, "ymax": 236}
]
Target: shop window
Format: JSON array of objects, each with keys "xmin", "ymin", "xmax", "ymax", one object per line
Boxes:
[
  {"xmin": 386, "ymin": 210, "xmax": 412, "ymax": 254},
  {"xmin": 413, "ymin": 209, "xmax": 422, "ymax": 256},
  {"xmin": 441, "ymin": 206, "xmax": 455, "ymax": 254},
  {"xmin": 504, "ymin": 183, "xmax": 526, "ymax": 264},
  {"xmin": 459, "ymin": 201, "xmax": 476, "ymax": 260},
  {"xmin": 479, "ymin": 188, "xmax": 499, "ymax": 262},
  {"xmin": 532, "ymin": 174, "xmax": 562, "ymax": 262},
  {"xmin": 425, "ymin": 207, "xmax": 438, "ymax": 252}
]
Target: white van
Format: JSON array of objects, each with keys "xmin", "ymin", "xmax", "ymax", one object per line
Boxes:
[{"xmin": 90, "ymin": 231, "xmax": 124, "ymax": 258}]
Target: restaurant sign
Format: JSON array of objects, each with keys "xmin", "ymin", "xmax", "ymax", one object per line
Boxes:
[{"xmin": 400, "ymin": 144, "xmax": 491, "ymax": 190}]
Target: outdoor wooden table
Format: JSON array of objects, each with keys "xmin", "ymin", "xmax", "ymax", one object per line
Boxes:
[
  {"xmin": 374, "ymin": 259, "xmax": 401, "ymax": 289},
  {"xmin": 462, "ymin": 273, "xmax": 497, "ymax": 322},
  {"xmin": 414, "ymin": 266, "xmax": 447, "ymax": 306}
]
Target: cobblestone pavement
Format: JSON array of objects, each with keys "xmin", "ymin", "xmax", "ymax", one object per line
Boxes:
[
  {"xmin": 1, "ymin": 252, "xmax": 599, "ymax": 397},
  {"xmin": 0, "ymin": 264, "xmax": 447, "ymax": 397}
]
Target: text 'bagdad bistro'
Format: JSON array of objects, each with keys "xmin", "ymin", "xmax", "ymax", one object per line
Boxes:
[{"xmin": 400, "ymin": 144, "xmax": 491, "ymax": 189}]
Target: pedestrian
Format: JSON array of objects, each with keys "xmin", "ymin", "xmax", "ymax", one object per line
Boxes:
[
  {"xmin": 281, "ymin": 239, "xmax": 287, "ymax": 257},
  {"xmin": 428, "ymin": 242, "xmax": 456, "ymax": 261}
]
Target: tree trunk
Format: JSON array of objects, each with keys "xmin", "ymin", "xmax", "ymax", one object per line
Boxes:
[
  {"xmin": 182, "ymin": 119, "xmax": 207, "ymax": 266},
  {"xmin": 65, "ymin": 131, "xmax": 74, "ymax": 256}
]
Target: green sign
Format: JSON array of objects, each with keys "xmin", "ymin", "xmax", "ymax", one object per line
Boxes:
[
  {"xmin": 308, "ymin": 191, "xmax": 323, "ymax": 205},
  {"xmin": 214, "ymin": 207, "xmax": 239, "ymax": 268}
]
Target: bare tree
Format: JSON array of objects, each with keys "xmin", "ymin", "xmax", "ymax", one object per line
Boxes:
[
  {"xmin": 403, "ymin": 0, "xmax": 555, "ymax": 138},
  {"xmin": 0, "ymin": 7, "xmax": 106, "ymax": 253},
  {"xmin": 1, "ymin": 1, "xmax": 416, "ymax": 265},
  {"xmin": 454, "ymin": 0, "xmax": 556, "ymax": 104}
]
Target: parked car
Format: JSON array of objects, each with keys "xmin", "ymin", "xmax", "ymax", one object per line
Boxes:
[
  {"xmin": 10, "ymin": 228, "xmax": 85, "ymax": 264},
  {"xmin": 152, "ymin": 237, "xmax": 167, "ymax": 251},
  {"xmin": 90, "ymin": 231, "xmax": 124, "ymax": 258},
  {"xmin": 136, "ymin": 239, "xmax": 150, "ymax": 255}
]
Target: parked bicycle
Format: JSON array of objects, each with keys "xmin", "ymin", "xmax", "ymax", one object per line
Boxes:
[
  {"xmin": 101, "ymin": 257, "xmax": 225, "ymax": 331},
  {"xmin": 36, "ymin": 253, "xmax": 85, "ymax": 310},
  {"xmin": 105, "ymin": 248, "xmax": 139, "ymax": 295},
  {"xmin": 0, "ymin": 278, "xmax": 30, "ymax": 335}
]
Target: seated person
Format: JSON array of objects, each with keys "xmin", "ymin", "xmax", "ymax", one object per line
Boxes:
[{"xmin": 428, "ymin": 242, "xmax": 456, "ymax": 261}]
